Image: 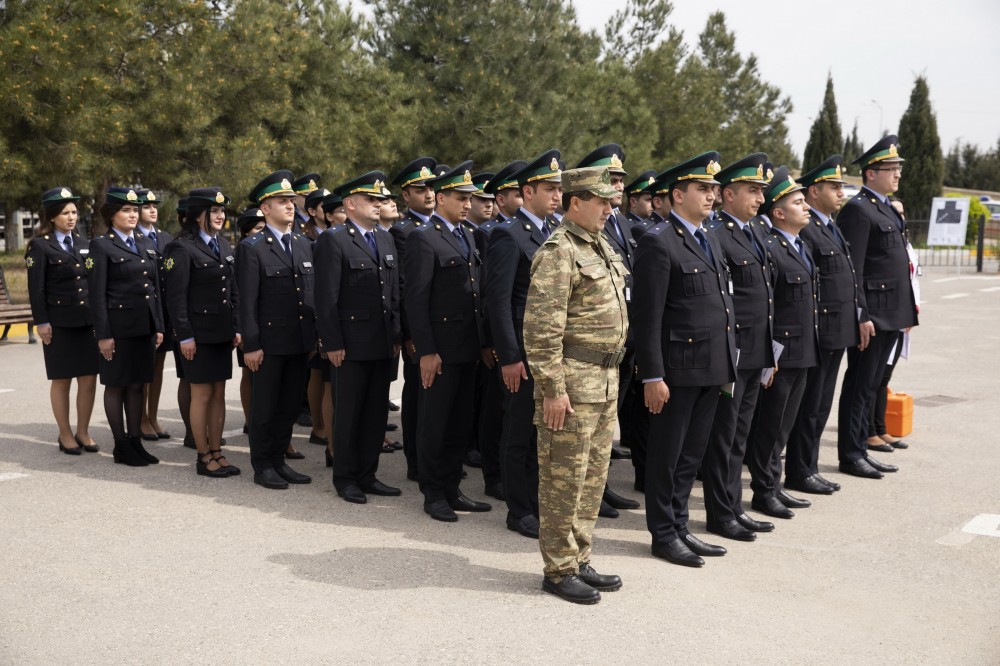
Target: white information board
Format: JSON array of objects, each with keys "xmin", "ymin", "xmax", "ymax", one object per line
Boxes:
[{"xmin": 926, "ymin": 197, "xmax": 969, "ymax": 246}]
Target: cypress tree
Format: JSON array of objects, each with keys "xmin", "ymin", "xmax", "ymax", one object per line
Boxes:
[
  {"xmin": 803, "ymin": 74, "xmax": 843, "ymax": 171},
  {"xmin": 842, "ymin": 121, "xmax": 863, "ymax": 176},
  {"xmin": 896, "ymin": 76, "xmax": 944, "ymax": 219}
]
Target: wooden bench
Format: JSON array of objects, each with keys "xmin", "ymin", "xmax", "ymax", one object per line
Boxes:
[{"xmin": 0, "ymin": 265, "xmax": 36, "ymax": 342}]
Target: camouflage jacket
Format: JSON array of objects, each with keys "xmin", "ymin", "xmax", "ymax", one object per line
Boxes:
[{"xmin": 524, "ymin": 218, "xmax": 629, "ymax": 403}]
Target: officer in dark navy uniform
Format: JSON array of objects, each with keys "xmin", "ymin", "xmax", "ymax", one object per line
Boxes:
[
  {"xmin": 25, "ymin": 187, "xmax": 100, "ymax": 455},
  {"xmin": 749, "ymin": 167, "xmax": 820, "ymax": 520},
  {"xmin": 404, "ymin": 162, "xmax": 492, "ymax": 522},
  {"xmin": 785, "ymin": 155, "xmax": 855, "ymax": 495},
  {"xmin": 575, "ymin": 144, "xmax": 641, "ymax": 517},
  {"xmin": 486, "ymin": 150, "xmax": 565, "ymax": 539},
  {"xmin": 701, "ymin": 153, "xmax": 776, "ymax": 542},
  {"xmin": 836, "ymin": 136, "xmax": 916, "ymax": 479},
  {"xmin": 473, "ymin": 160, "xmax": 527, "ymax": 502},
  {"xmin": 631, "ymin": 152, "xmax": 737, "ymax": 567},
  {"xmin": 624, "ymin": 169, "xmax": 656, "ymax": 225},
  {"xmin": 630, "ymin": 171, "xmax": 670, "ymax": 241},
  {"xmin": 88, "ymin": 186, "xmax": 165, "ymax": 467},
  {"xmin": 237, "ymin": 170, "xmax": 316, "ymax": 490},
  {"xmin": 389, "ymin": 156, "xmax": 439, "ymax": 480},
  {"xmin": 315, "ymin": 171, "xmax": 402, "ymax": 504},
  {"xmin": 292, "ymin": 172, "xmax": 321, "ymax": 233}
]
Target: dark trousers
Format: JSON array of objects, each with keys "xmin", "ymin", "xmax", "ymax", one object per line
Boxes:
[
  {"xmin": 500, "ymin": 374, "xmax": 539, "ymax": 519},
  {"xmin": 623, "ymin": 380, "xmax": 650, "ymax": 487},
  {"xmin": 838, "ymin": 331, "xmax": 897, "ymax": 462},
  {"xmin": 645, "ymin": 384, "xmax": 720, "ymax": 545},
  {"xmin": 749, "ymin": 367, "xmax": 808, "ymax": 498},
  {"xmin": 869, "ymin": 333, "xmax": 903, "ymax": 437},
  {"xmin": 478, "ymin": 364, "xmax": 504, "ymax": 487},
  {"xmin": 331, "ymin": 358, "xmax": 391, "ymax": 491},
  {"xmin": 786, "ymin": 347, "xmax": 845, "ymax": 480},
  {"xmin": 703, "ymin": 368, "xmax": 761, "ymax": 525},
  {"xmin": 417, "ymin": 361, "xmax": 477, "ymax": 504},
  {"xmin": 401, "ymin": 351, "xmax": 420, "ymax": 474},
  {"xmin": 249, "ymin": 352, "xmax": 308, "ymax": 473}
]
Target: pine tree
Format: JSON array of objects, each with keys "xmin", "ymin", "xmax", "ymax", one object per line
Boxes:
[
  {"xmin": 803, "ymin": 74, "xmax": 843, "ymax": 171},
  {"xmin": 842, "ymin": 121, "xmax": 864, "ymax": 176},
  {"xmin": 896, "ymin": 76, "xmax": 944, "ymax": 219}
]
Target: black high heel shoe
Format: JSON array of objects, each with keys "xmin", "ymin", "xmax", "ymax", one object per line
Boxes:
[
  {"xmin": 196, "ymin": 452, "xmax": 228, "ymax": 478},
  {"xmin": 58, "ymin": 437, "xmax": 82, "ymax": 456},
  {"xmin": 75, "ymin": 435, "xmax": 99, "ymax": 453}
]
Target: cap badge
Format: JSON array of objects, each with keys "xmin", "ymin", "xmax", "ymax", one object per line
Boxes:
[
  {"xmin": 256, "ymin": 208, "xmax": 264, "ymax": 217},
  {"xmin": 706, "ymin": 160, "xmax": 721, "ymax": 176},
  {"xmin": 888, "ymin": 144, "xmax": 898, "ymax": 157},
  {"xmin": 280, "ymin": 178, "xmax": 292, "ymax": 190},
  {"xmin": 60, "ymin": 188, "xmax": 72, "ymax": 198},
  {"xmin": 215, "ymin": 191, "xmax": 225, "ymax": 204},
  {"xmin": 308, "ymin": 179, "xmax": 317, "ymax": 189},
  {"xmin": 419, "ymin": 166, "xmax": 432, "ymax": 179},
  {"xmin": 766, "ymin": 168, "xmax": 774, "ymax": 180},
  {"xmin": 482, "ymin": 180, "xmax": 490, "ymax": 190},
  {"xmin": 146, "ymin": 191, "xmax": 157, "ymax": 201},
  {"xmin": 834, "ymin": 165, "xmax": 842, "ymax": 178},
  {"xmin": 374, "ymin": 179, "xmax": 384, "ymax": 190},
  {"xmin": 126, "ymin": 190, "xmax": 138, "ymax": 201},
  {"xmin": 755, "ymin": 164, "xmax": 764, "ymax": 179},
  {"xmin": 462, "ymin": 170, "xmax": 472, "ymax": 184},
  {"xmin": 550, "ymin": 157, "xmax": 559, "ymax": 171},
  {"xmin": 610, "ymin": 154, "xmax": 623, "ymax": 168},
  {"xmin": 647, "ymin": 176, "xmax": 655, "ymax": 186}
]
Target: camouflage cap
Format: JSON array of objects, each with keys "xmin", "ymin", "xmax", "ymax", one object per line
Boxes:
[{"xmin": 561, "ymin": 167, "xmax": 618, "ymax": 199}]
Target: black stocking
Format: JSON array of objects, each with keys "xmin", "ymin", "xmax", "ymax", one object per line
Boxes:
[
  {"xmin": 124, "ymin": 384, "xmax": 144, "ymax": 436},
  {"xmin": 103, "ymin": 385, "xmax": 127, "ymax": 440}
]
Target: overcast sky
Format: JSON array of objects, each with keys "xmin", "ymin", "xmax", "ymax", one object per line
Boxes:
[{"xmin": 572, "ymin": 0, "xmax": 1000, "ymax": 158}]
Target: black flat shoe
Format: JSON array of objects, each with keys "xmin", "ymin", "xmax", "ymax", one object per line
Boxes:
[
  {"xmin": 814, "ymin": 474, "xmax": 841, "ymax": 491},
  {"xmin": 864, "ymin": 455, "xmax": 898, "ymax": 473},
  {"xmin": 839, "ymin": 458, "xmax": 883, "ymax": 479},
  {"xmin": 651, "ymin": 538, "xmax": 704, "ymax": 568},
  {"xmin": 58, "ymin": 438, "xmax": 83, "ymax": 455},
  {"xmin": 387, "ymin": 400, "xmax": 400, "ymax": 412},
  {"xmin": 140, "ymin": 432, "xmax": 159, "ymax": 442},
  {"xmin": 783, "ymin": 475, "xmax": 834, "ymax": 495},
  {"xmin": 598, "ymin": 500, "xmax": 619, "ymax": 519},
  {"xmin": 275, "ymin": 464, "xmax": 311, "ymax": 484},
  {"xmin": 362, "ymin": 479, "xmax": 402, "ymax": 497},
  {"xmin": 751, "ymin": 495, "xmax": 794, "ymax": 519},
  {"xmin": 506, "ymin": 513, "xmax": 540, "ymax": 538},
  {"xmin": 737, "ymin": 512, "xmax": 774, "ymax": 532},
  {"xmin": 254, "ymin": 468, "xmax": 289, "ymax": 490},
  {"xmin": 603, "ymin": 487, "xmax": 640, "ymax": 510},
  {"xmin": 284, "ymin": 449, "xmax": 305, "ymax": 460},
  {"xmin": 381, "ymin": 443, "xmax": 395, "ymax": 454},
  {"xmin": 337, "ymin": 485, "xmax": 368, "ymax": 504},
  {"xmin": 867, "ymin": 441, "xmax": 894, "ymax": 453},
  {"xmin": 610, "ymin": 445, "xmax": 631, "ymax": 460},
  {"xmin": 542, "ymin": 574, "xmax": 601, "ymax": 604},
  {"xmin": 463, "ymin": 450, "xmax": 483, "ymax": 468},
  {"xmin": 385, "ymin": 423, "xmax": 398, "ymax": 432},
  {"xmin": 681, "ymin": 533, "xmax": 727, "ymax": 557},
  {"xmin": 211, "ymin": 450, "xmax": 240, "ymax": 476},
  {"xmin": 308, "ymin": 433, "xmax": 328, "ymax": 446},
  {"xmin": 75, "ymin": 436, "xmax": 99, "ymax": 453},
  {"xmin": 484, "ymin": 482, "xmax": 506, "ymax": 501},
  {"xmin": 706, "ymin": 520, "xmax": 757, "ymax": 542},
  {"xmin": 156, "ymin": 431, "xmax": 170, "ymax": 440},
  {"xmin": 425, "ymin": 499, "xmax": 458, "ymax": 522},
  {"xmin": 889, "ymin": 439, "xmax": 909, "ymax": 449},
  {"xmin": 577, "ymin": 563, "xmax": 622, "ymax": 591},
  {"xmin": 391, "ymin": 441, "xmax": 403, "ymax": 450},
  {"xmin": 777, "ymin": 489, "xmax": 812, "ymax": 509},
  {"xmin": 449, "ymin": 494, "xmax": 491, "ymax": 512},
  {"xmin": 196, "ymin": 453, "xmax": 228, "ymax": 478}
]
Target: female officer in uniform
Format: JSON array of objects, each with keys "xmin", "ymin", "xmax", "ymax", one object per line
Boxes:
[
  {"xmin": 164, "ymin": 188, "xmax": 241, "ymax": 478},
  {"xmin": 87, "ymin": 186, "xmax": 164, "ymax": 467},
  {"xmin": 25, "ymin": 187, "xmax": 100, "ymax": 455}
]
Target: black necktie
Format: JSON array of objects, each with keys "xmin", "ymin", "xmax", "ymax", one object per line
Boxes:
[
  {"xmin": 209, "ymin": 237, "xmax": 220, "ymax": 258},
  {"xmin": 827, "ymin": 221, "xmax": 848, "ymax": 253},
  {"xmin": 281, "ymin": 233, "xmax": 292, "ymax": 260},
  {"xmin": 795, "ymin": 237, "xmax": 814, "ymax": 275},
  {"xmin": 148, "ymin": 230, "xmax": 158, "ymax": 250},
  {"xmin": 540, "ymin": 219, "xmax": 551, "ymax": 239},
  {"xmin": 63, "ymin": 236, "xmax": 73, "ymax": 254},
  {"xmin": 742, "ymin": 225, "xmax": 762, "ymax": 261},
  {"xmin": 609, "ymin": 213, "xmax": 624, "ymax": 245},
  {"xmin": 452, "ymin": 227, "xmax": 470, "ymax": 259},
  {"xmin": 125, "ymin": 236, "xmax": 137, "ymax": 254},
  {"xmin": 695, "ymin": 229, "xmax": 715, "ymax": 265},
  {"xmin": 364, "ymin": 230, "xmax": 378, "ymax": 258}
]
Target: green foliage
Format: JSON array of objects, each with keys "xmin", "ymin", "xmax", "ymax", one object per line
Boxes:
[
  {"xmin": 944, "ymin": 138, "xmax": 1000, "ymax": 191},
  {"xmin": 842, "ymin": 121, "xmax": 864, "ymax": 176},
  {"xmin": 896, "ymin": 76, "xmax": 944, "ymax": 220},
  {"xmin": 803, "ymin": 74, "xmax": 843, "ymax": 172}
]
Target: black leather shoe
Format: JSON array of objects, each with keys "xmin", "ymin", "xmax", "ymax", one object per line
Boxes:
[
  {"xmin": 737, "ymin": 512, "xmax": 774, "ymax": 532},
  {"xmin": 813, "ymin": 473, "xmax": 841, "ymax": 491},
  {"xmin": 484, "ymin": 482, "xmax": 506, "ymax": 501},
  {"xmin": 130, "ymin": 436, "xmax": 160, "ymax": 464},
  {"xmin": 542, "ymin": 575, "xmax": 601, "ymax": 604},
  {"xmin": 777, "ymin": 489, "xmax": 812, "ymax": 508},
  {"xmin": 706, "ymin": 520, "xmax": 756, "ymax": 542},
  {"xmin": 751, "ymin": 495, "xmax": 794, "ymax": 519},
  {"xmin": 867, "ymin": 441, "xmax": 894, "ymax": 453},
  {"xmin": 839, "ymin": 458, "xmax": 883, "ymax": 479},
  {"xmin": 140, "ymin": 432, "xmax": 159, "ymax": 442},
  {"xmin": 890, "ymin": 439, "xmax": 909, "ymax": 449},
  {"xmin": 577, "ymin": 563, "xmax": 622, "ymax": 591},
  {"xmin": 506, "ymin": 513, "xmax": 539, "ymax": 538},
  {"xmin": 682, "ymin": 533, "xmax": 727, "ymax": 557},
  {"xmin": 284, "ymin": 449, "xmax": 305, "ymax": 460},
  {"xmin": 58, "ymin": 438, "xmax": 83, "ymax": 455},
  {"xmin": 385, "ymin": 423, "xmax": 398, "ymax": 432},
  {"xmin": 275, "ymin": 464, "xmax": 311, "ymax": 484},
  {"xmin": 610, "ymin": 445, "xmax": 631, "ymax": 460},
  {"xmin": 308, "ymin": 433, "xmax": 328, "ymax": 445},
  {"xmin": 388, "ymin": 400, "xmax": 400, "ymax": 412},
  {"xmin": 651, "ymin": 538, "xmax": 704, "ymax": 568},
  {"xmin": 362, "ymin": 479, "xmax": 401, "ymax": 496},
  {"xmin": 449, "ymin": 494, "xmax": 491, "ymax": 512},
  {"xmin": 462, "ymin": 450, "xmax": 483, "ymax": 468},
  {"xmin": 112, "ymin": 438, "xmax": 148, "ymax": 466},
  {"xmin": 598, "ymin": 500, "xmax": 619, "ymax": 519},
  {"xmin": 296, "ymin": 412, "xmax": 313, "ymax": 427},
  {"xmin": 337, "ymin": 485, "xmax": 368, "ymax": 504},
  {"xmin": 424, "ymin": 499, "xmax": 458, "ymax": 522},
  {"xmin": 784, "ymin": 475, "xmax": 835, "ymax": 495},
  {"xmin": 254, "ymin": 468, "xmax": 289, "ymax": 490},
  {"xmin": 864, "ymin": 455, "xmax": 898, "ymax": 473},
  {"xmin": 75, "ymin": 436, "xmax": 99, "ymax": 453},
  {"xmin": 603, "ymin": 487, "xmax": 640, "ymax": 510}
]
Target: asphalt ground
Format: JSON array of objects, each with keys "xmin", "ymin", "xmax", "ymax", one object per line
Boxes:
[{"xmin": 1, "ymin": 267, "xmax": 998, "ymax": 664}]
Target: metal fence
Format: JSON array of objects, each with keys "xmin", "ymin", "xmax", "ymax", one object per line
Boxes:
[{"xmin": 906, "ymin": 216, "xmax": 999, "ymax": 272}]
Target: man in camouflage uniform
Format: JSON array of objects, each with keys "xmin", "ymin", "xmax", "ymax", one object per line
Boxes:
[{"xmin": 524, "ymin": 167, "xmax": 629, "ymax": 605}]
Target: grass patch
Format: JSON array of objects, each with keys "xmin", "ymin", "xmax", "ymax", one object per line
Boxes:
[{"xmin": 0, "ymin": 251, "xmax": 29, "ymax": 303}]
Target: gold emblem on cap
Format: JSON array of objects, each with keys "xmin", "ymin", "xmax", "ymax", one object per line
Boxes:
[
  {"xmin": 550, "ymin": 157, "xmax": 559, "ymax": 171},
  {"xmin": 834, "ymin": 164, "xmax": 842, "ymax": 178},
  {"xmin": 255, "ymin": 209, "xmax": 264, "ymax": 217},
  {"xmin": 60, "ymin": 188, "xmax": 72, "ymax": 198},
  {"xmin": 281, "ymin": 178, "xmax": 292, "ymax": 190},
  {"xmin": 610, "ymin": 154, "xmax": 623, "ymax": 168},
  {"xmin": 308, "ymin": 179, "xmax": 317, "ymax": 190},
  {"xmin": 146, "ymin": 191, "xmax": 156, "ymax": 201},
  {"xmin": 126, "ymin": 190, "xmax": 138, "ymax": 201},
  {"xmin": 647, "ymin": 176, "xmax": 655, "ymax": 186},
  {"xmin": 374, "ymin": 179, "xmax": 384, "ymax": 190},
  {"xmin": 462, "ymin": 170, "xmax": 472, "ymax": 184},
  {"xmin": 706, "ymin": 160, "xmax": 721, "ymax": 176},
  {"xmin": 215, "ymin": 191, "xmax": 225, "ymax": 204},
  {"xmin": 766, "ymin": 168, "xmax": 774, "ymax": 180},
  {"xmin": 419, "ymin": 166, "xmax": 432, "ymax": 178},
  {"xmin": 888, "ymin": 144, "xmax": 898, "ymax": 157},
  {"xmin": 755, "ymin": 164, "xmax": 764, "ymax": 179},
  {"xmin": 482, "ymin": 180, "xmax": 490, "ymax": 190}
]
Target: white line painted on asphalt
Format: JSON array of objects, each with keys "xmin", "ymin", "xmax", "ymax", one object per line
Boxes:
[
  {"xmin": 933, "ymin": 277, "xmax": 960, "ymax": 283},
  {"xmin": 941, "ymin": 293, "xmax": 969, "ymax": 300},
  {"xmin": 0, "ymin": 388, "xmax": 15, "ymax": 394},
  {"xmin": 961, "ymin": 514, "xmax": 1000, "ymax": 538},
  {"xmin": 980, "ymin": 286, "xmax": 1000, "ymax": 293},
  {"xmin": 0, "ymin": 472, "xmax": 28, "ymax": 482}
]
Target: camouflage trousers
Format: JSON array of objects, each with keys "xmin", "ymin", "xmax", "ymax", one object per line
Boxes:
[{"xmin": 536, "ymin": 398, "xmax": 616, "ymax": 579}]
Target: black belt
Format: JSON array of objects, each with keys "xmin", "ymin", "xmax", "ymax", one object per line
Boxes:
[{"xmin": 563, "ymin": 344, "xmax": 625, "ymax": 368}]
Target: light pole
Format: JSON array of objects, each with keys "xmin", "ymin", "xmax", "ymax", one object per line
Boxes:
[{"xmin": 869, "ymin": 99, "xmax": 883, "ymax": 137}]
